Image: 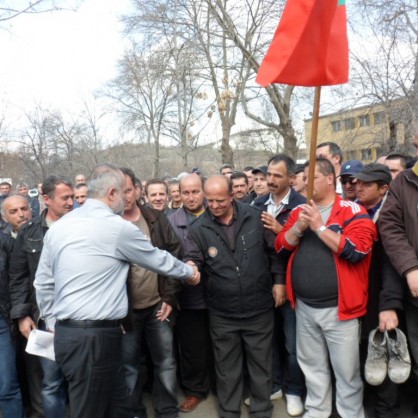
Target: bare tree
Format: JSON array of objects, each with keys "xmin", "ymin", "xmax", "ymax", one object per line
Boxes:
[
  {"xmin": 106, "ymin": 40, "xmax": 178, "ymax": 177},
  {"xmin": 347, "ymin": 0, "xmax": 417, "ymax": 154}
]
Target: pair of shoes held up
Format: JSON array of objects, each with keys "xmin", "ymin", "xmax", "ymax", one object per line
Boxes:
[{"xmin": 365, "ymin": 327, "xmax": 411, "ymax": 386}]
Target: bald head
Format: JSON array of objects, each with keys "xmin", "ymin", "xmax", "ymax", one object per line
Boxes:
[
  {"xmin": 204, "ymin": 175, "xmax": 233, "ymax": 222},
  {"xmin": 1, "ymin": 194, "xmax": 32, "ymax": 232}
]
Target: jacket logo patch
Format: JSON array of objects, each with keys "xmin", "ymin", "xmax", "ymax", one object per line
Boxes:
[{"xmin": 208, "ymin": 246, "xmax": 218, "ymax": 258}]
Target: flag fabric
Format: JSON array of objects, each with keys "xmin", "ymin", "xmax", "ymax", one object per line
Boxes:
[{"xmin": 256, "ymin": 0, "xmax": 349, "ymax": 87}]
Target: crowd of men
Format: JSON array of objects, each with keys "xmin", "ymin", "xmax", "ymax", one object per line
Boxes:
[{"xmin": 0, "ymin": 134, "xmax": 417, "ymax": 418}]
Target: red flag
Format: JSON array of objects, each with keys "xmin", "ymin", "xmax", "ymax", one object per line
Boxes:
[{"xmin": 256, "ymin": 0, "xmax": 348, "ymax": 87}]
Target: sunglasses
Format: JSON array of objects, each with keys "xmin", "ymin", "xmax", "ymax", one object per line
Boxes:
[{"xmin": 341, "ymin": 177, "xmax": 356, "ymax": 185}]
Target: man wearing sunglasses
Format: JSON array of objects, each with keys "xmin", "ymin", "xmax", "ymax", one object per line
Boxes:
[{"xmin": 339, "ymin": 160, "xmax": 364, "ymax": 201}]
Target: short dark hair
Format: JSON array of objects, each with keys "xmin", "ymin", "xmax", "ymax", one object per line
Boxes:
[
  {"xmin": 120, "ymin": 167, "xmax": 136, "ymax": 186},
  {"xmin": 306, "ymin": 157, "xmax": 336, "ymax": 187},
  {"xmin": 42, "ymin": 175, "xmax": 73, "ymax": 198},
  {"xmin": 242, "ymin": 166, "xmax": 254, "ymax": 172},
  {"xmin": 317, "ymin": 141, "xmax": 343, "ymax": 164},
  {"xmin": 230, "ymin": 171, "xmax": 248, "ymax": 184},
  {"xmin": 385, "ymin": 153, "xmax": 408, "ymax": 169},
  {"xmin": 145, "ymin": 179, "xmax": 168, "ymax": 195},
  {"xmin": 268, "ymin": 154, "xmax": 296, "ymax": 175},
  {"xmin": 134, "ymin": 177, "xmax": 143, "ymax": 191}
]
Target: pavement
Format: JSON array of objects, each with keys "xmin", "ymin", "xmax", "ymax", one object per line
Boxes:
[{"xmin": 142, "ymin": 386, "xmax": 416, "ymax": 417}]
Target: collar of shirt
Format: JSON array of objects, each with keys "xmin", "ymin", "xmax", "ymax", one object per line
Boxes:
[
  {"xmin": 265, "ymin": 189, "xmax": 291, "ymax": 218},
  {"xmin": 367, "ymin": 199, "xmax": 383, "ymax": 220}
]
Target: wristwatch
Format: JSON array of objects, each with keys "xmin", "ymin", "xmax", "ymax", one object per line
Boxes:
[{"xmin": 316, "ymin": 225, "xmax": 327, "ymax": 235}]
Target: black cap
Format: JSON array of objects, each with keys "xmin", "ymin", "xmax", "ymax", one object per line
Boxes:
[
  {"xmin": 294, "ymin": 163, "xmax": 306, "ymax": 175},
  {"xmin": 353, "ymin": 163, "xmax": 392, "ymax": 184},
  {"xmin": 252, "ymin": 165, "xmax": 267, "ymax": 176}
]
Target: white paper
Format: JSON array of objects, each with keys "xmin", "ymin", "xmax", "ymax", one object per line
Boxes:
[{"xmin": 26, "ymin": 329, "xmax": 55, "ymax": 361}]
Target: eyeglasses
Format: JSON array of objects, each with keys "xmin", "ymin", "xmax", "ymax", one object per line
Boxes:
[{"xmin": 341, "ymin": 177, "xmax": 356, "ymax": 185}]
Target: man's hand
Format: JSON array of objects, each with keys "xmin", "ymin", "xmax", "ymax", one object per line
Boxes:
[
  {"xmin": 406, "ymin": 269, "xmax": 418, "ymax": 297},
  {"xmin": 272, "ymin": 284, "xmax": 286, "ymax": 307},
  {"xmin": 156, "ymin": 302, "xmax": 173, "ymax": 322},
  {"xmin": 186, "ymin": 261, "xmax": 200, "ymax": 285},
  {"xmin": 299, "ymin": 201, "xmax": 323, "ymax": 231},
  {"xmin": 18, "ymin": 316, "xmax": 37, "ymax": 339},
  {"xmin": 261, "ymin": 212, "xmax": 282, "ymax": 234},
  {"xmin": 378, "ymin": 310, "xmax": 398, "ymax": 332}
]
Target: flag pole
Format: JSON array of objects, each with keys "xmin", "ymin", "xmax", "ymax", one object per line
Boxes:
[{"xmin": 306, "ymin": 86, "xmax": 321, "ymax": 202}]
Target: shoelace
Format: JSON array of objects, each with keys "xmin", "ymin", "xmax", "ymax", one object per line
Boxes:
[{"xmin": 388, "ymin": 341, "xmax": 411, "ymax": 365}]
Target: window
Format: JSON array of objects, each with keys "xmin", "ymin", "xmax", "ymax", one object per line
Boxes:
[
  {"xmin": 331, "ymin": 120, "xmax": 342, "ymax": 132},
  {"xmin": 361, "ymin": 148, "xmax": 372, "ymax": 160},
  {"xmin": 359, "ymin": 115, "xmax": 370, "ymax": 127},
  {"xmin": 343, "ymin": 118, "xmax": 355, "ymax": 130},
  {"xmin": 374, "ymin": 111, "xmax": 385, "ymax": 125}
]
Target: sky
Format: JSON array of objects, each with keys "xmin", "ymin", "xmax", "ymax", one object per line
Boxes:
[{"xmin": 0, "ymin": 0, "xmax": 131, "ymax": 125}]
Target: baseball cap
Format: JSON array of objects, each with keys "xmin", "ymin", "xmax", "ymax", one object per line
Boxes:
[
  {"xmin": 191, "ymin": 167, "xmax": 201, "ymax": 174},
  {"xmin": 353, "ymin": 163, "xmax": 392, "ymax": 184},
  {"xmin": 340, "ymin": 160, "xmax": 364, "ymax": 177},
  {"xmin": 252, "ymin": 165, "xmax": 267, "ymax": 176}
]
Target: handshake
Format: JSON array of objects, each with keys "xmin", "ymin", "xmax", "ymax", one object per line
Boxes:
[{"xmin": 186, "ymin": 261, "xmax": 201, "ymax": 285}]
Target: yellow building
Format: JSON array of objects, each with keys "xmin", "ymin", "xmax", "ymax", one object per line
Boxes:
[{"xmin": 304, "ymin": 99, "xmax": 414, "ymax": 163}]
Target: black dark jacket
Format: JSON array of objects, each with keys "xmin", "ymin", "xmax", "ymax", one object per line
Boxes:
[
  {"xmin": 253, "ymin": 189, "xmax": 306, "ymax": 284},
  {"xmin": 0, "ymin": 232, "xmax": 15, "ymax": 322},
  {"xmin": 9, "ymin": 210, "xmax": 48, "ymax": 321},
  {"xmin": 185, "ymin": 202, "xmax": 274, "ymax": 319}
]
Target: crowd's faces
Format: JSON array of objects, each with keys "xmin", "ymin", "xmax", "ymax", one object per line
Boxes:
[
  {"xmin": 37, "ymin": 183, "xmax": 43, "ymax": 194},
  {"xmin": 205, "ymin": 179, "xmax": 233, "ymax": 222},
  {"xmin": 74, "ymin": 186, "xmax": 88, "ymax": 206},
  {"xmin": 356, "ymin": 180, "xmax": 388, "ymax": 209},
  {"xmin": 243, "ymin": 170, "xmax": 254, "ymax": 191},
  {"xmin": 169, "ymin": 184, "xmax": 182, "ymax": 205},
  {"xmin": 292, "ymin": 172, "xmax": 306, "ymax": 194},
  {"xmin": 2, "ymin": 196, "xmax": 32, "ymax": 231},
  {"xmin": 123, "ymin": 175, "xmax": 139, "ymax": 213},
  {"xmin": 75, "ymin": 175, "xmax": 86, "ymax": 184},
  {"xmin": 231, "ymin": 178, "xmax": 249, "ymax": 200},
  {"xmin": 220, "ymin": 167, "xmax": 233, "ymax": 178},
  {"xmin": 0, "ymin": 184, "xmax": 11, "ymax": 195},
  {"xmin": 267, "ymin": 161, "xmax": 290, "ymax": 197},
  {"xmin": 253, "ymin": 173, "xmax": 269, "ymax": 197},
  {"xmin": 384, "ymin": 159, "xmax": 404, "ymax": 180},
  {"xmin": 43, "ymin": 183, "xmax": 74, "ymax": 220},
  {"xmin": 180, "ymin": 175, "xmax": 205, "ymax": 214},
  {"xmin": 340, "ymin": 175, "xmax": 357, "ymax": 201},
  {"xmin": 147, "ymin": 183, "xmax": 169, "ymax": 211},
  {"xmin": 17, "ymin": 185, "xmax": 29, "ymax": 196}
]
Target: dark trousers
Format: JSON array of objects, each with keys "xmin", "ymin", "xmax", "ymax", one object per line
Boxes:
[
  {"xmin": 272, "ymin": 301, "xmax": 305, "ymax": 396},
  {"xmin": 405, "ymin": 301, "xmax": 418, "ymax": 381},
  {"xmin": 55, "ymin": 323, "xmax": 132, "ymax": 418},
  {"xmin": 209, "ymin": 310, "xmax": 274, "ymax": 418},
  {"xmin": 176, "ymin": 308, "xmax": 214, "ymax": 398}
]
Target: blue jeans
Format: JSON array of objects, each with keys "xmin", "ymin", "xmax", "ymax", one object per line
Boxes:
[
  {"xmin": 38, "ymin": 321, "xmax": 67, "ymax": 418},
  {"xmin": 272, "ymin": 301, "xmax": 304, "ymax": 396},
  {"xmin": 122, "ymin": 303, "xmax": 178, "ymax": 418},
  {"xmin": 0, "ymin": 314, "xmax": 25, "ymax": 417}
]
